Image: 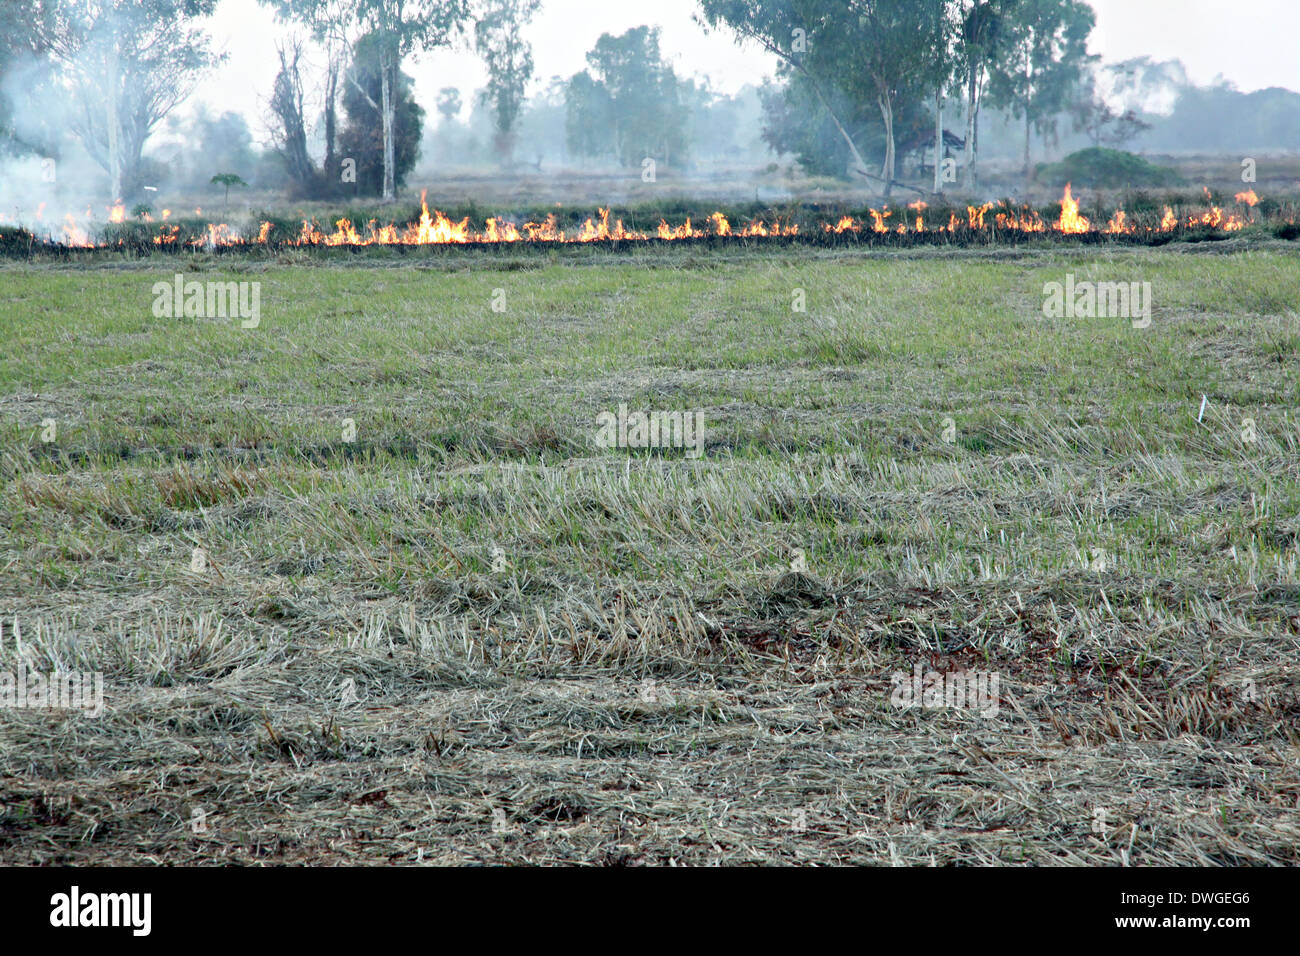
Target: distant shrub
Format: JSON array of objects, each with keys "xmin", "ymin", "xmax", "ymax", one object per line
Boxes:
[{"xmin": 1035, "ymin": 148, "xmax": 1184, "ymax": 189}]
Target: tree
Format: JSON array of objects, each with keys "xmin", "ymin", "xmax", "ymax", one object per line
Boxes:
[
  {"xmin": 853, "ymin": 0, "xmax": 950, "ymax": 196},
  {"xmin": 210, "ymin": 173, "xmax": 248, "ymax": 214},
  {"xmin": 338, "ymin": 32, "xmax": 425, "ymax": 196},
  {"xmin": 987, "ymin": 0, "xmax": 1095, "ymax": 176},
  {"xmin": 474, "ymin": 0, "xmax": 539, "ymax": 165},
  {"xmin": 758, "ymin": 75, "xmax": 863, "ymax": 177},
  {"xmin": 928, "ymin": 0, "xmax": 959, "ymax": 194},
  {"xmin": 564, "ymin": 71, "xmax": 613, "ymax": 162},
  {"xmin": 565, "ymin": 27, "xmax": 691, "ymax": 168},
  {"xmin": 436, "ymin": 86, "xmax": 462, "ymax": 124},
  {"xmin": 514, "ymin": 75, "xmax": 569, "ymax": 167},
  {"xmin": 684, "ymin": 79, "xmax": 743, "ymax": 160},
  {"xmin": 700, "ymin": 1, "xmax": 869, "ymax": 178},
  {"xmin": 36, "ymin": 0, "xmax": 222, "ymax": 199},
  {"xmin": 1072, "ymin": 92, "xmax": 1151, "ymax": 149},
  {"xmin": 260, "ymin": 0, "xmax": 358, "ymax": 188},
  {"xmin": 268, "ymin": 40, "xmax": 321, "ymax": 196},
  {"xmin": 161, "ymin": 105, "xmax": 260, "ymax": 189},
  {"xmin": 1069, "ymin": 60, "xmax": 1155, "ymax": 150},
  {"xmin": 265, "ymin": 0, "xmax": 470, "ymax": 201},
  {"xmin": 356, "ymin": 0, "xmax": 469, "ymax": 199},
  {"xmin": 954, "ymin": 0, "xmax": 1013, "ymax": 190},
  {"xmin": 698, "ymin": 0, "xmax": 949, "ymax": 197}
]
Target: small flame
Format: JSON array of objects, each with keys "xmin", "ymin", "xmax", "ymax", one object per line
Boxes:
[
  {"xmin": 968, "ymin": 203, "xmax": 993, "ymax": 229},
  {"xmin": 1104, "ymin": 209, "xmax": 1132, "ymax": 234},
  {"xmin": 484, "ymin": 218, "xmax": 521, "ymax": 242},
  {"xmin": 1056, "ymin": 184, "xmax": 1090, "ymax": 233},
  {"xmin": 908, "ymin": 201, "xmax": 927, "ymax": 232},
  {"xmin": 62, "ymin": 214, "xmax": 91, "ymax": 246}
]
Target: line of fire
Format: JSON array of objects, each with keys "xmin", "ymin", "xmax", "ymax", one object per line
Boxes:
[{"xmin": 12, "ymin": 185, "xmax": 1278, "ymax": 253}]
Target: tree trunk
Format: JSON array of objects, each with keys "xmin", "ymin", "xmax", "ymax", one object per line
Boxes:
[
  {"xmin": 879, "ymin": 90, "xmax": 895, "ymax": 199},
  {"xmin": 963, "ymin": 66, "xmax": 977, "ymax": 190},
  {"xmin": 933, "ymin": 90, "xmax": 944, "ymax": 194},
  {"xmin": 324, "ymin": 60, "xmax": 339, "ymax": 187},
  {"xmin": 272, "ymin": 44, "xmax": 316, "ymax": 195},
  {"xmin": 106, "ymin": 36, "xmax": 121, "ymax": 198},
  {"xmin": 1023, "ymin": 108, "xmax": 1032, "ymax": 179},
  {"xmin": 380, "ymin": 45, "xmax": 396, "ymax": 203},
  {"xmin": 1022, "ymin": 53, "xmax": 1033, "ymax": 179}
]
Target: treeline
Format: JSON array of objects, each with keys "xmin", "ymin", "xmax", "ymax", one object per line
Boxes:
[{"xmin": 3, "ymin": 1, "xmax": 1299, "ymax": 206}]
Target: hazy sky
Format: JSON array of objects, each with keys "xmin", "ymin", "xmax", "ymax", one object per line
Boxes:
[{"xmin": 203, "ymin": 0, "xmax": 1299, "ymax": 139}]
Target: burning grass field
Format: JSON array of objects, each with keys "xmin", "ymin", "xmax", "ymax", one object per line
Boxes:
[
  {"xmin": 2, "ymin": 238, "xmax": 1300, "ymax": 864},
  {"xmin": 3, "ymin": 184, "xmax": 1294, "ymax": 257}
]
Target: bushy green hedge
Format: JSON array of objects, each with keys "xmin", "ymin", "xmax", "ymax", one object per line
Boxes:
[{"xmin": 1035, "ymin": 148, "xmax": 1184, "ymax": 189}]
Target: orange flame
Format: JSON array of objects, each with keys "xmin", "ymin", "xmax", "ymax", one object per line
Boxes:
[
  {"xmin": 62, "ymin": 214, "xmax": 91, "ymax": 246},
  {"xmin": 968, "ymin": 202, "xmax": 993, "ymax": 229},
  {"xmin": 1104, "ymin": 209, "xmax": 1132, "ymax": 234},
  {"xmin": 1056, "ymin": 184, "xmax": 1090, "ymax": 233},
  {"xmin": 908, "ymin": 200, "xmax": 928, "ymax": 232},
  {"xmin": 41, "ymin": 186, "xmax": 1267, "ymax": 249}
]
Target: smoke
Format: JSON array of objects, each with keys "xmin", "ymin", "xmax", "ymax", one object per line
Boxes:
[
  {"xmin": 0, "ymin": 51, "xmax": 114, "ymax": 238},
  {"xmin": 0, "ymin": 2, "xmax": 254, "ymax": 242}
]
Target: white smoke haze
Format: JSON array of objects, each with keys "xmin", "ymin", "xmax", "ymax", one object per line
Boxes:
[
  {"xmin": 0, "ymin": 0, "xmax": 232, "ymax": 241},
  {"xmin": 0, "ymin": 49, "xmax": 113, "ymax": 236}
]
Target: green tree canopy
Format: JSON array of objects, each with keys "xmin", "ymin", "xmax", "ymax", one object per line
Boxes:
[
  {"xmin": 565, "ymin": 26, "xmax": 691, "ymax": 168},
  {"xmin": 338, "ymin": 31, "xmax": 425, "ymax": 196},
  {"xmin": 475, "ymin": 0, "xmax": 540, "ymax": 164},
  {"xmin": 699, "ymin": 0, "xmax": 949, "ymax": 196},
  {"xmin": 986, "ymin": 0, "xmax": 1096, "ymax": 175}
]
